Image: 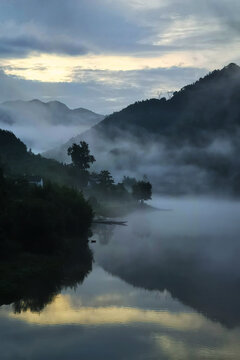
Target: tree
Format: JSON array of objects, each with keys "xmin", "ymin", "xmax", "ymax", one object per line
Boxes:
[
  {"xmin": 97, "ymin": 170, "xmax": 114, "ymax": 189},
  {"xmin": 67, "ymin": 142, "xmax": 95, "ymax": 170},
  {"xmin": 132, "ymin": 180, "xmax": 152, "ymax": 203},
  {"xmin": 67, "ymin": 165, "xmax": 89, "ymax": 188}
]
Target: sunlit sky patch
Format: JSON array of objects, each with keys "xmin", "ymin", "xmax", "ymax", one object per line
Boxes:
[{"xmin": 0, "ymin": 0, "xmax": 239, "ymax": 112}]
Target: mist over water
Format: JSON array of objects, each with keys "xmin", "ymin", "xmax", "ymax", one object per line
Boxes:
[{"xmin": 93, "ymin": 196, "xmax": 240, "ymax": 327}]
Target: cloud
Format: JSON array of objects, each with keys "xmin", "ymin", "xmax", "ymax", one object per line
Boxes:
[
  {"xmin": 0, "ymin": 1, "xmax": 146, "ymax": 57},
  {"xmin": 0, "ymin": 0, "xmax": 240, "ymax": 59},
  {"xmin": 0, "ymin": 35, "xmax": 88, "ymax": 57},
  {"xmin": 0, "ymin": 0, "xmax": 239, "ymax": 115}
]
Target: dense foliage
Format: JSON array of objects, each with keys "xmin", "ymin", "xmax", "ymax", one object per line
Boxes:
[
  {"xmin": 132, "ymin": 181, "xmax": 152, "ymax": 202},
  {"xmin": 94, "ymin": 63, "xmax": 240, "ymax": 142},
  {"xmin": 0, "ymin": 135, "xmax": 94, "ymax": 312},
  {"xmin": 0, "ymin": 129, "xmax": 153, "ymax": 222},
  {"xmin": 0, "ymin": 171, "xmax": 93, "ymax": 255},
  {"xmin": 65, "ymin": 140, "xmax": 152, "ymax": 213},
  {"xmin": 68, "ymin": 141, "xmax": 96, "ymax": 170},
  {"xmin": 0, "ymin": 129, "xmax": 87, "ymax": 189}
]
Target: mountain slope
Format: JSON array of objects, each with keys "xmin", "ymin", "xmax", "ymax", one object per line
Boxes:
[
  {"xmin": 0, "ymin": 129, "xmax": 85, "ymax": 188},
  {"xmin": 44, "ymin": 64, "xmax": 240, "ymax": 195},
  {"xmin": 87, "ymin": 63, "xmax": 240, "ymax": 141}
]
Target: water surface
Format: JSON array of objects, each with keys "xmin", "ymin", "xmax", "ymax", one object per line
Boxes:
[{"xmin": 1, "ymin": 197, "xmax": 240, "ymax": 359}]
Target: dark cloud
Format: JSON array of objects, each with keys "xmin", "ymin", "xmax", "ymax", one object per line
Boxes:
[
  {"xmin": 0, "ymin": 0, "xmax": 239, "ymax": 58},
  {"xmin": 0, "ymin": 0, "xmax": 147, "ymax": 57},
  {"xmin": 0, "ymin": 36, "xmax": 88, "ymax": 57}
]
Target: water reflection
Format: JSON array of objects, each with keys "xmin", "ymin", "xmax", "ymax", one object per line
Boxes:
[
  {"xmin": 1, "ymin": 265, "xmax": 240, "ymax": 360},
  {"xmin": 1, "ymin": 197, "xmax": 240, "ymax": 359},
  {"xmin": 93, "ymin": 223, "xmax": 115, "ymax": 245},
  {"xmin": 0, "ymin": 242, "xmax": 93, "ymax": 313},
  {"xmin": 94, "ymin": 198, "xmax": 240, "ymax": 328}
]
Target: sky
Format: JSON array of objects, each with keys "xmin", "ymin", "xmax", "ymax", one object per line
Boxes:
[{"xmin": 0, "ymin": 0, "xmax": 240, "ymax": 114}]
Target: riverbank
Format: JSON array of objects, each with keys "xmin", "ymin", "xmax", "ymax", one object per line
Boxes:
[{"xmin": 94, "ymin": 200, "xmax": 161, "ymax": 218}]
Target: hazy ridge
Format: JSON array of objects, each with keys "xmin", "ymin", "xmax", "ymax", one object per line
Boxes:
[{"xmin": 0, "ymin": 99, "xmax": 104, "ymax": 152}]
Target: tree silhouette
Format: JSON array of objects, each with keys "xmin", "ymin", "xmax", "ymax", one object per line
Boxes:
[
  {"xmin": 132, "ymin": 180, "xmax": 152, "ymax": 203},
  {"xmin": 97, "ymin": 170, "xmax": 114, "ymax": 189},
  {"xmin": 68, "ymin": 141, "xmax": 95, "ymax": 170}
]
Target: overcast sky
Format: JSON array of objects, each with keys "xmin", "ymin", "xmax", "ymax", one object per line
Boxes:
[{"xmin": 0, "ymin": 0, "xmax": 239, "ymax": 114}]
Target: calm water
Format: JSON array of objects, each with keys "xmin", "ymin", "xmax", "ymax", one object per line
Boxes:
[{"xmin": 1, "ymin": 197, "xmax": 240, "ymax": 360}]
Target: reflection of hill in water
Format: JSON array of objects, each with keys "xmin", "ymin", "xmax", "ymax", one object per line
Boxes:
[
  {"xmin": 95, "ymin": 221, "xmax": 240, "ymax": 328},
  {"xmin": 104, "ymin": 251, "xmax": 240, "ymax": 328},
  {"xmin": 0, "ymin": 243, "xmax": 93, "ymax": 313}
]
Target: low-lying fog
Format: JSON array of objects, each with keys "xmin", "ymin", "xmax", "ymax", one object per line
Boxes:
[
  {"xmin": 46, "ymin": 125, "xmax": 240, "ymax": 196},
  {"xmin": 0, "ymin": 100, "xmax": 104, "ymax": 153},
  {"xmin": 0, "ymin": 121, "xmax": 92, "ymax": 153}
]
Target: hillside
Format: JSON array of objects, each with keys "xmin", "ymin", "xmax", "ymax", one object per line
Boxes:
[
  {"xmin": 44, "ymin": 64, "xmax": 240, "ymax": 196},
  {"xmin": 0, "ymin": 129, "xmax": 85, "ymax": 188},
  {"xmin": 94, "ymin": 63, "xmax": 240, "ymax": 139}
]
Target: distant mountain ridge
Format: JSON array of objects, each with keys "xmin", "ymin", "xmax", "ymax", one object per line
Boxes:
[
  {"xmin": 0, "ymin": 99, "xmax": 104, "ymax": 126},
  {"xmin": 44, "ymin": 63, "xmax": 240, "ymax": 195}
]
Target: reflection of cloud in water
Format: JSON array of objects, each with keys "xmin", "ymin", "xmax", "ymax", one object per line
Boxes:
[
  {"xmin": 1, "ymin": 264, "xmax": 240, "ymax": 360},
  {"xmin": 155, "ymin": 334, "xmax": 240, "ymax": 360},
  {"xmin": 3, "ymin": 281, "xmax": 240, "ymax": 360},
  {"xmin": 8, "ymin": 294, "xmax": 208, "ymax": 330}
]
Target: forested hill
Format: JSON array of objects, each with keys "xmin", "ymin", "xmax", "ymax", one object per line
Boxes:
[
  {"xmin": 0, "ymin": 129, "xmax": 84, "ymax": 188},
  {"xmin": 46, "ymin": 63, "xmax": 240, "ymax": 160},
  {"xmin": 92, "ymin": 63, "xmax": 240, "ymax": 141},
  {"xmin": 45, "ymin": 64, "xmax": 240, "ymax": 196}
]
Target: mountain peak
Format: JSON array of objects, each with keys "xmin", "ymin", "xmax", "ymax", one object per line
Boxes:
[
  {"xmin": 29, "ymin": 99, "xmax": 42, "ymax": 104},
  {"xmin": 46, "ymin": 100, "xmax": 70, "ymax": 111},
  {"xmin": 224, "ymin": 63, "xmax": 240, "ymax": 72}
]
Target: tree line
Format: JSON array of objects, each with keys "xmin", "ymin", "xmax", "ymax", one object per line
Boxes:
[{"xmin": 67, "ymin": 141, "xmax": 152, "ymax": 204}]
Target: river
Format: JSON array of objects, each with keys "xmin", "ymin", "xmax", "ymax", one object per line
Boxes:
[{"xmin": 1, "ymin": 196, "xmax": 240, "ymax": 359}]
